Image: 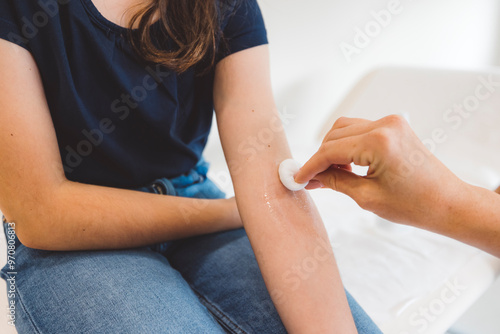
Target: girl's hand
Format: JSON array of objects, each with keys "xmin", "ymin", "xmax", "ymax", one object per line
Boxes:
[{"xmin": 294, "ymin": 115, "xmax": 466, "ymax": 226}]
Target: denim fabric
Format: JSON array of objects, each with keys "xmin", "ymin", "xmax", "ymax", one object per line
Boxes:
[
  {"xmin": 135, "ymin": 159, "xmax": 227, "ymax": 200},
  {"xmin": 1, "ymin": 160, "xmax": 382, "ymax": 333}
]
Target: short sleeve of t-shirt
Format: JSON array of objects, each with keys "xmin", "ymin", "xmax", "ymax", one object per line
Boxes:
[
  {"xmin": 0, "ymin": 1, "xmax": 29, "ymax": 51},
  {"xmin": 218, "ymin": 0, "xmax": 268, "ymax": 61}
]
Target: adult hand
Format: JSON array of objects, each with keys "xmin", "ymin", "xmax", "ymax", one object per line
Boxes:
[{"xmin": 294, "ymin": 115, "xmax": 466, "ymax": 226}]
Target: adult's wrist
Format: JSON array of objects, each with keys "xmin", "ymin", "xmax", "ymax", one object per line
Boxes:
[{"xmin": 417, "ymin": 175, "xmax": 469, "ymax": 233}]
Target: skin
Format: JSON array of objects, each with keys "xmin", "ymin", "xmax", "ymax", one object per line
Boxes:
[
  {"xmin": 0, "ymin": 4, "xmax": 358, "ymax": 332},
  {"xmin": 214, "ymin": 46, "xmax": 356, "ymax": 333},
  {"xmin": 92, "ymin": 0, "xmax": 153, "ymax": 27},
  {"xmin": 295, "ymin": 115, "xmax": 500, "ymax": 258}
]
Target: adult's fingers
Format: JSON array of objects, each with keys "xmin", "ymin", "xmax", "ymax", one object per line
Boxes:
[
  {"xmin": 331, "ymin": 117, "xmax": 371, "ymax": 130},
  {"xmin": 334, "ymin": 164, "xmax": 352, "ymax": 172},
  {"xmin": 313, "ymin": 168, "xmax": 366, "ymax": 199},
  {"xmin": 322, "ymin": 117, "xmax": 371, "ymax": 144},
  {"xmin": 295, "ymin": 135, "xmax": 366, "ymax": 184},
  {"xmin": 305, "ymin": 179, "xmax": 323, "ymax": 190},
  {"xmin": 323, "ymin": 121, "xmax": 378, "ymax": 143}
]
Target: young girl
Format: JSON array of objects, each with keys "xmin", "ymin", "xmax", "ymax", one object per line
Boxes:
[{"xmin": 0, "ymin": 0, "xmax": 381, "ymax": 332}]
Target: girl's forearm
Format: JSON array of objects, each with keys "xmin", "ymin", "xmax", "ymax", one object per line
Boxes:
[
  {"xmin": 13, "ymin": 180, "xmax": 239, "ymax": 251},
  {"xmin": 213, "ymin": 45, "xmax": 357, "ymax": 332},
  {"xmin": 233, "ymin": 161, "xmax": 357, "ymax": 333}
]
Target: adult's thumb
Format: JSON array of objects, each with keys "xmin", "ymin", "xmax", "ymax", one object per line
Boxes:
[{"xmin": 314, "ymin": 168, "xmax": 366, "ymax": 198}]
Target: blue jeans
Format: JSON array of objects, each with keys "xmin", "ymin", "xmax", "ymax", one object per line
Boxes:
[{"xmin": 1, "ymin": 159, "xmax": 381, "ymax": 333}]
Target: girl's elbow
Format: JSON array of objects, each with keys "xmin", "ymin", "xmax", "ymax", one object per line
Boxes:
[{"xmin": 3, "ymin": 204, "xmax": 54, "ymax": 251}]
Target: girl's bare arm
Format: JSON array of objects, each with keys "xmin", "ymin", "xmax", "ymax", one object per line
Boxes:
[
  {"xmin": 0, "ymin": 39, "xmax": 241, "ymax": 251},
  {"xmin": 214, "ymin": 45, "xmax": 357, "ymax": 333}
]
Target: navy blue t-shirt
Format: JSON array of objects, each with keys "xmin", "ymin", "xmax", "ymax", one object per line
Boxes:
[{"xmin": 0, "ymin": 0, "xmax": 268, "ymax": 188}]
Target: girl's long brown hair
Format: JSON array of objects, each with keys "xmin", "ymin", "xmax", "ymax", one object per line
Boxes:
[{"xmin": 128, "ymin": 0, "xmax": 235, "ymax": 73}]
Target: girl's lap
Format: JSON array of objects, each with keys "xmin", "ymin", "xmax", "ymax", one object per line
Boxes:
[
  {"xmin": 1, "ymin": 226, "xmax": 380, "ymax": 334},
  {"xmin": 1, "ymin": 242, "xmax": 225, "ymax": 333}
]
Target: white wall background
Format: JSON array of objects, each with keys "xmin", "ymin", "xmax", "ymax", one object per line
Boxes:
[{"xmin": 258, "ymin": 0, "xmax": 500, "ymax": 148}]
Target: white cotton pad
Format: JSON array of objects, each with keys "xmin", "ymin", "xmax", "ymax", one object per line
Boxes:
[{"xmin": 279, "ymin": 159, "xmax": 308, "ymax": 191}]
